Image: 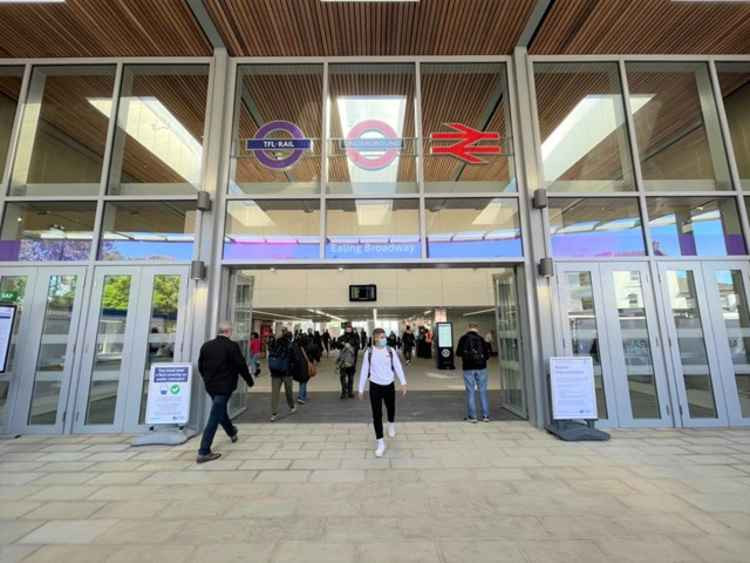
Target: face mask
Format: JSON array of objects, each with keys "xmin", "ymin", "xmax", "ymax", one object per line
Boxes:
[{"xmin": 375, "ymin": 338, "xmax": 386, "ymax": 348}]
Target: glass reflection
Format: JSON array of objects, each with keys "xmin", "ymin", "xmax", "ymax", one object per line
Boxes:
[
  {"xmin": 107, "ymin": 65, "xmax": 209, "ymax": 195},
  {"xmin": 139, "ymin": 275, "xmax": 181, "ymax": 424},
  {"xmin": 0, "ymin": 67, "xmax": 23, "ymax": 177},
  {"xmin": 425, "ymin": 198, "xmax": 521, "ymax": 258},
  {"xmin": 231, "ymin": 64, "xmax": 323, "ymax": 195},
  {"xmin": 566, "ymin": 272, "xmax": 607, "ymax": 418},
  {"xmin": 422, "ymin": 62, "xmax": 514, "ymax": 193},
  {"xmin": 98, "ymin": 201, "xmax": 196, "ymax": 261},
  {"xmin": 496, "ymin": 270, "xmax": 523, "ymax": 413},
  {"xmin": 626, "ymin": 62, "xmax": 731, "ymax": 191},
  {"xmin": 328, "ymin": 64, "xmax": 417, "ymax": 195},
  {"xmin": 611, "ymin": 271, "xmax": 659, "ymax": 419},
  {"xmin": 716, "ymin": 62, "xmax": 750, "ymax": 189},
  {"xmin": 325, "ymin": 199, "xmax": 419, "ymax": 260},
  {"xmin": 665, "ymin": 270, "xmax": 717, "ymax": 418},
  {"xmin": 0, "ymin": 202, "xmax": 95, "ymax": 262},
  {"xmin": 28, "ymin": 275, "xmax": 77, "ymax": 425},
  {"xmin": 0, "ymin": 276, "xmax": 26, "ymax": 429},
  {"xmin": 86, "ymin": 275, "xmax": 131, "ymax": 425},
  {"xmin": 648, "ymin": 197, "xmax": 746, "ymax": 257},
  {"xmin": 549, "ymin": 198, "xmax": 645, "ymax": 257},
  {"xmin": 11, "ymin": 65, "xmax": 116, "ymax": 196},
  {"xmin": 224, "ymin": 200, "xmax": 320, "ymax": 260},
  {"xmin": 715, "ymin": 270, "xmax": 750, "ymax": 418},
  {"xmin": 534, "ymin": 62, "xmax": 634, "ymax": 192}
]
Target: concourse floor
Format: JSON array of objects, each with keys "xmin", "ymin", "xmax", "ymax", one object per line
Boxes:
[
  {"xmin": 1, "ymin": 424, "xmax": 750, "ymax": 562},
  {"xmin": 237, "ymin": 354, "xmax": 518, "ymax": 423}
]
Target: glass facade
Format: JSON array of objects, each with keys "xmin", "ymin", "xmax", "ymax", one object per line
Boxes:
[{"xmin": 0, "ymin": 53, "xmax": 748, "ymax": 434}]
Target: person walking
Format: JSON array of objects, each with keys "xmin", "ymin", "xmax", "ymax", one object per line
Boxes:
[
  {"xmin": 359, "ymin": 328, "xmax": 368, "ymax": 350},
  {"xmin": 337, "ymin": 324, "xmax": 360, "ymax": 399},
  {"xmin": 358, "ymin": 328, "xmax": 407, "ymax": 458},
  {"xmin": 249, "ymin": 331, "xmax": 262, "ymax": 377},
  {"xmin": 268, "ymin": 329, "xmax": 297, "ymax": 422},
  {"xmin": 196, "ymin": 321, "xmax": 254, "ymax": 464},
  {"xmin": 456, "ymin": 323, "xmax": 492, "ymax": 423},
  {"xmin": 402, "ymin": 325, "xmax": 415, "ymax": 365},
  {"xmin": 296, "ymin": 331, "xmax": 319, "ymax": 404},
  {"xmin": 322, "ymin": 329, "xmax": 331, "ymax": 357}
]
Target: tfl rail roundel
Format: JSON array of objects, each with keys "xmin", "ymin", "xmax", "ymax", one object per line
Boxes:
[{"xmin": 245, "ymin": 121, "xmax": 312, "ymax": 170}]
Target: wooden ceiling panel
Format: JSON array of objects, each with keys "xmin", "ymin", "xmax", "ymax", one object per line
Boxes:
[
  {"xmin": 531, "ymin": 0, "xmax": 750, "ymax": 55},
  {"xmin": 0, "ymin": 0, "xmax": 211, "ymax": 58},
  {"xmin": 204, "ymin": 0, "xmax": 537, "ymax": 56}
]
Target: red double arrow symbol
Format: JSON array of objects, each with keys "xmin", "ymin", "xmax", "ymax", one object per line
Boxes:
[{"xmin": 430, "ymin": 123, "xmax": 502, "ymax": 164}]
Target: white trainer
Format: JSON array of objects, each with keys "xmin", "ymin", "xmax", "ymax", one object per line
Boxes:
[
  {"xmin": 375, "ymin": 439, "xmax": 386, "ymax": 458},
  {"xmin": 387, "ymin": 422, "xmax": 396, "ymax": 438}
]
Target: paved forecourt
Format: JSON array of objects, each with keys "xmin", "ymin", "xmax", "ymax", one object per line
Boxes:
[{"xmin": 1, "ymin": 422, "xmax": 750, "ymax": 562}]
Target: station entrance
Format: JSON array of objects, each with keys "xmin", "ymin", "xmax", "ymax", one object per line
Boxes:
[{"xmin": 221, "ymin": 266, "xmax": 531, "ymax": 423}]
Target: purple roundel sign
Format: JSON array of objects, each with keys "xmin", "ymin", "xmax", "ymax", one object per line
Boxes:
[
  {"xmin": 246, "ymin": 121, "xmax": 312, "ymax": 170},
  {"xmin": 344, "ymin": 119, "xmax": 402, "ymax": 171}
]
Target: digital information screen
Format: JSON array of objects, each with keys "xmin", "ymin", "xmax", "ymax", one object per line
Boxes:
[{"xmin": 349, "ymin": 284, "xmax": 377, "ymax": 302}]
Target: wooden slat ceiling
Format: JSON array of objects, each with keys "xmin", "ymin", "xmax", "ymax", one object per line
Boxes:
[
  {"xmin": 531, "ymin": 0, "xmax": 750, "ymax": 55},
  {"xmin": 0, "ymin": 0, "xmax": 211, "ymax": 58},
  {"xmin": 204, "ymin": 0, "xmax": 537, "ymax": 56}
]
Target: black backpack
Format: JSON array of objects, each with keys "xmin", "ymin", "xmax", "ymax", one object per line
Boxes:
[
  {"xmin": 268, "ymin": 339, "xmax": 290, "ymax": 372},
  {"xmin": 465, "ymin": 335, "xmax": 486, "ymax": 364}
]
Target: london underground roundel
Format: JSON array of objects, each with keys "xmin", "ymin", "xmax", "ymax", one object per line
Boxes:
[{"xmin": 344, "ymin": 119, "xmax": 402, "ymax": 171}]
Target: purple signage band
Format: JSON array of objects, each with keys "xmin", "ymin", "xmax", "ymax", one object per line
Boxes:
[{"xmin": 247, "ymin": 121, "xmax": 311, "ymax": 170}]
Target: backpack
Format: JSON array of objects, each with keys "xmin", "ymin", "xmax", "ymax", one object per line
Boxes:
[
  {"xmin": 290, "ymin": 342, "xmax": 311, "ymax": 383},
  {"xmin": 338, "ymin": 342, "xmax": 356, "ymax": 369},
  {"xmin": 367, "ymin": 346, "xmax": 395, "ymax": 379},
  {"xmin": 268, "ymin": 339, "xmax": 290, "ymax": 372},
  {"xmin": 465, "ymin": 334, "xmax": 486, "ymax": 364}
]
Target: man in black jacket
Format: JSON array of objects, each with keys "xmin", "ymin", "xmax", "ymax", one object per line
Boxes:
[
  {"xmin": 196, "ymin": 321, "xmax": 254, "ymax": 463},
  {"xmin": 455, "ymin": 323, "xmax": 492, "ymax": 423}
]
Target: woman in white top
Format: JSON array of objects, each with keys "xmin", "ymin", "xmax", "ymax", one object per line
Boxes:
[{"xmin": 358, "ymin": 328, "xmax": 408, "ymax": 457}]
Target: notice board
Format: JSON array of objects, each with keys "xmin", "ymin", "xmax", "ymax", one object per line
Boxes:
[{"xmin": 549, "ymin": 356, "xmax": 597, "ymax": 420}]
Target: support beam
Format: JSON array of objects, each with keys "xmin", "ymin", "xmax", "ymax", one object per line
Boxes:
[
  {"xmin": 516, "ymin": 0, "xmax": 554, "ymax": 48},
  {"xmin": 187, "ymin": 0, "xmax": 226, "ymax": 49}
]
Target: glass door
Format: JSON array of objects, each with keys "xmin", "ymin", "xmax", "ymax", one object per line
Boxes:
[
  {"xmin": 494, "ymin": 267, "xmax": 527, "ymax": 418},
  {"xmin": 556, "ymin": 264, "xmax": 619, "ymax": 425},
  {"xmin": 0, "ymin": 269, "xmax": 37, "ymax": 434},
  {"xmin": 657, "ymin": 262, "xmax": 729, "ymax": 427},
  {"xmin": 227, "ymin": 270, "xmax": 253, "ymax": 418},
  {"xmin": 702, "ymin": 263, "xmax": 750, "ymax": 427},
  {"xmin": 74, "ymin": 266, "xmax": 189, "ymax": 433},
  {"xmin": 598, "ymin": 263, "xmax": 673, "ymax": 427}
]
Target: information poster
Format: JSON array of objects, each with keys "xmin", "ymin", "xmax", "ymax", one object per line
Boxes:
[
  {"xmin": 145, "ymin": 363, "xmax": 192, "ymax": 425},
  {"xmin": 437, "ymin": 322, "xmax": 452, "ymax": 348},
  {"xmin": 0, "ymin": 305, "xmax": 16, "ymax": 373},
  {"xmin": 549, "ymin": 356, "xmax": 597, "ymax": 420}
]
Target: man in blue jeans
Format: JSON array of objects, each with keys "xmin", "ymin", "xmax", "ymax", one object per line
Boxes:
[
  {"xmin": 455, "ymin": 322, "xmax": 492, "ymax": 423},
  {"xmin": 196, "ymin": 321, "xmax": 254, "ymax": 463}
]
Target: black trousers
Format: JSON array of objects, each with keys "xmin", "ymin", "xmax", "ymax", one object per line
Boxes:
[
  {"xmin": 340, "ymin": 366, "xmax": 355, "ymax": 395},
  {"xmin": 369, "ymin": 381, "xmax": 396, "ymax": 439},
  {"xmin": 403, "ymin": 346, "xmax": 413, "ymax": 361}
]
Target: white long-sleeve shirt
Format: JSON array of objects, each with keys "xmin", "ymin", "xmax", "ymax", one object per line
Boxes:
[{"xmin": 358, "ymin": 346, "xmax": 407, "ymax": 393}]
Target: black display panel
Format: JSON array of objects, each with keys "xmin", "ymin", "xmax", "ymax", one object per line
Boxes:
[{"xmin": 349, "ymin": 284, "xmax": 377, "ymax": 302}]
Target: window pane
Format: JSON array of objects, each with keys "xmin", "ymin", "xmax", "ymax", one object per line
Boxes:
[
  {"xmin": 715, "ymin": 270, "xmax": 750, "ymax": 418},
  {"xmin": 422, "ymin": 63, "xmax": 514, "ymax": 193},
  {"xmin": 139, "ymin": 275, "xmax": 181, "ymax": 424},
  {"xmin": 611, "ymin": 270, "xmax": 659, "ymax": 419},
  {"xmin": 231, "ymin": 64, "xmax": 323, "ymax": 196},
  {"xmin": 534, "ymin": 62, "xmax": 634, "ymax": 193},
  {"xmin": 108, "ymin": 65, "xmax": 209, "ymax": 195},
  {"xmin": 0, "ymin": 201, "xmax": 95, "ymax": 261},
  {"xmin": 426, "ymin": 198, "xmax": 521, "ymax": 258},
  {"xmin": 626, "ymin": 62, "xmax": 731, "ymax": 191},
  {"xmin": 98, "ymin": 201, "xmax": 196, "ymax": 261},
  {"xmin": 665, "ymin": 270, "xmax": 717, "ymax": 418},
  {"xmin": 717, "ymin": 62, "xmax": 750, "ymax": 190},
  {"xmin": 647, "ymin": 197, "xmax": 746, "ymax": 257},
  {"xmin": 328, "ymin": 63, "xmax": 417, "ymax": 195},
  {"xmin": 0, "ymin": 67, "xmax": 23, "ymax": 176},
  {"xmin": 10, "ymin": 65, "xmax": 116, "ymax": 196},
  {"xmin": 86, "ymin": 274, "xmax": 131, "ymax": 425},
  {"xmin": 549, "ymin": 198, "xmax": 645, "ymax": 258},
  {"xmin": 566, "ymin": 271, "xmax": 607, "ymax": 418},
  {"xmin": 224, "ymin": 200, "xmax": 320, "ymax": 260},
  {"xmin": 28, "ymin": 275, "xmax": 78, "ymax": 425},
  {"xmin": 325, "ymin": 199, "xmax": 419, "ymax": 260}
]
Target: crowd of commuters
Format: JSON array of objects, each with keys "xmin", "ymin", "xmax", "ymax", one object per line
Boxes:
[{"xmin": 196, "ymin": 321, "xmax": 495, "ymax": 463}]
